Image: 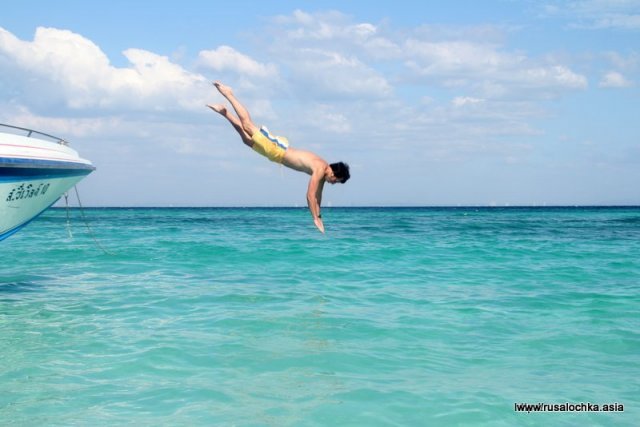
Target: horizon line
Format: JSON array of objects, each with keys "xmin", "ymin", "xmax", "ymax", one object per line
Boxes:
[{"xmin": 52, "ymin": 204, "xmax": 640, "ymax": 209}]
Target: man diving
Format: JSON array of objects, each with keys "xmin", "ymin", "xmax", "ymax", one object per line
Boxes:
[{"xmin": 207, "ymin": 81, "xmax": 350, "ymax": 233}]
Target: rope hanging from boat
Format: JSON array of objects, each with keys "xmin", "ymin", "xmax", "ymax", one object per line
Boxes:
[
  {"xmin": 64, "ymin": 192, "xmax": 73, "ymax": 238},
  {"xmin": 68, "ymin": 186, "xmax": 115, "ymax": 256}
]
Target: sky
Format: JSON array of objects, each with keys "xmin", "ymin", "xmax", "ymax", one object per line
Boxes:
[{"xmin": 1, "ymin": 0, "xmax": 639, "ymax": 206}]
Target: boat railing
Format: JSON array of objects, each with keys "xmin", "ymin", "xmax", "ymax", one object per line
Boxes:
[{"xmin": 0, "ymin": 123, "xmax": 69, "ymax": 145}]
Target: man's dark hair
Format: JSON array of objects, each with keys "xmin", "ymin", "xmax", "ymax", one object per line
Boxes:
[{"xmin": 330, "ymin": 162, "xmax": 350, "ymax": 183}]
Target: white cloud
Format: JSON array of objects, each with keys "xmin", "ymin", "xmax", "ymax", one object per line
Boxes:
[
  {"xmin": 517, "ymin": 65, "xmax": 588, "ymax": 89},
  {"xmin": 603, "ymin": 51, "xmax": 640, "ymax": 70},
  {"xmin": 197, "ymin": 45, "xmax": 278, "ymax": 79},
  {"xmin": 452, "ymin": 96, "xmax": 485, "ymax": 107},
  {"xmin": 404, "ymin": 38, "xmax": 587, "ymax": 93},
  {"xmin": 302, "ymin": 104, "xmax": 351, "ymax": 133},
  {"xmin": 0, "ymin": 26, "xmax": 207, "ymax": 111},
  {"xmin": 599, "ymin": 71, "xmax": 633, "ymax": 87},
  {"xmin": 285, "ymin": 48, "xmax": 392, "ymax": 98},
  {"xmin": 542, "ymin": 0, "xmax": 640, "ymax": 30},
  {"xmin": 263, "ymin": 11, "xmax": 394, "ymax": 98},
  {"xmin": 276, "ymin": 9, "xmax": 379, "ymax": 42},
  {"xmin": 590, "ymin": 13, "xmax": 640, "ymax": 30},
  {"xmin": 404, "ymin": 39, "xmax": 509, "ymax": 75}
]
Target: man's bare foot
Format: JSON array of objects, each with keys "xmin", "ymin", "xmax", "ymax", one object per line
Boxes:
[
  {"xmin": 207, "ymin": 104, "xmax": 227, "ymax": 115},
  {"xmin": 213, "ymin": 81, "xmax": 233, "ymax": 97}
]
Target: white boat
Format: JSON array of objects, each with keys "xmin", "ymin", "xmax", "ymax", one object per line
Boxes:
[{"xmin": 0, "ymin": 124, "xmax": 95, "ymax": 241}]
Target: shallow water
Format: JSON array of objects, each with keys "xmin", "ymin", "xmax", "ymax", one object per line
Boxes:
[{"xmin": 1, "ymin": 207, "xmax": 639, "ymax": 426}]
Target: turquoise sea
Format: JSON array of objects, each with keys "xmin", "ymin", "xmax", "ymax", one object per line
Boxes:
[{"xmin": 1, "ymin": 207, "xmax": 639, "ymax": 426}]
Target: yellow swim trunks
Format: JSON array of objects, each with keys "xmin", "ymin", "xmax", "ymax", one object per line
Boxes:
[{"xmin": 251, "ymin": 126, "xmax": 289, "ymax": 164}]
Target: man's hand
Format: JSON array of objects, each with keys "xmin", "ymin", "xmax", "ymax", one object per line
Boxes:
[{"xmin": 314, "ymin": 217, "xmax": 325, "ymax": 234}]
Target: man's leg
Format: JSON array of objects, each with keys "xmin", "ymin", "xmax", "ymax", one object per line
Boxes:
[
  {"xmin": 207, "ymin": 104, "xmax": 253, "ymax": 147},
  {"xmin": 213, "ymin": 82, "xmax": 259, "ymax": 137}
]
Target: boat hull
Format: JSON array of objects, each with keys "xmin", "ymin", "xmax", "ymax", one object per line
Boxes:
[{"xmin": 1, "ymin": 127, "xmax": 95, "ymax": 241}]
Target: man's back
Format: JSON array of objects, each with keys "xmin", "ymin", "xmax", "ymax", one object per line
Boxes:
[{"xmin": 282, "ymin": 147, "xmax": 328, "ymax": 176}]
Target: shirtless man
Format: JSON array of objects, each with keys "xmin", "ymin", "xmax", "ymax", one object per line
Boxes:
[{"xmin": 207, "ymin": 81, "xmax": 350, "ymax": 233}]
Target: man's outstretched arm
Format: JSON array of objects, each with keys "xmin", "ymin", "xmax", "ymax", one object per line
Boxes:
[{"xmin": 307, "ymin": 173, "xmax": 325, "ymax": 233}]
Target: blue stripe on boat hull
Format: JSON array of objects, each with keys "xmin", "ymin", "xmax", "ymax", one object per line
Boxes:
[{"xmin": 0, "ymin": 166, "xmax": 92, "ymax": 182}]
